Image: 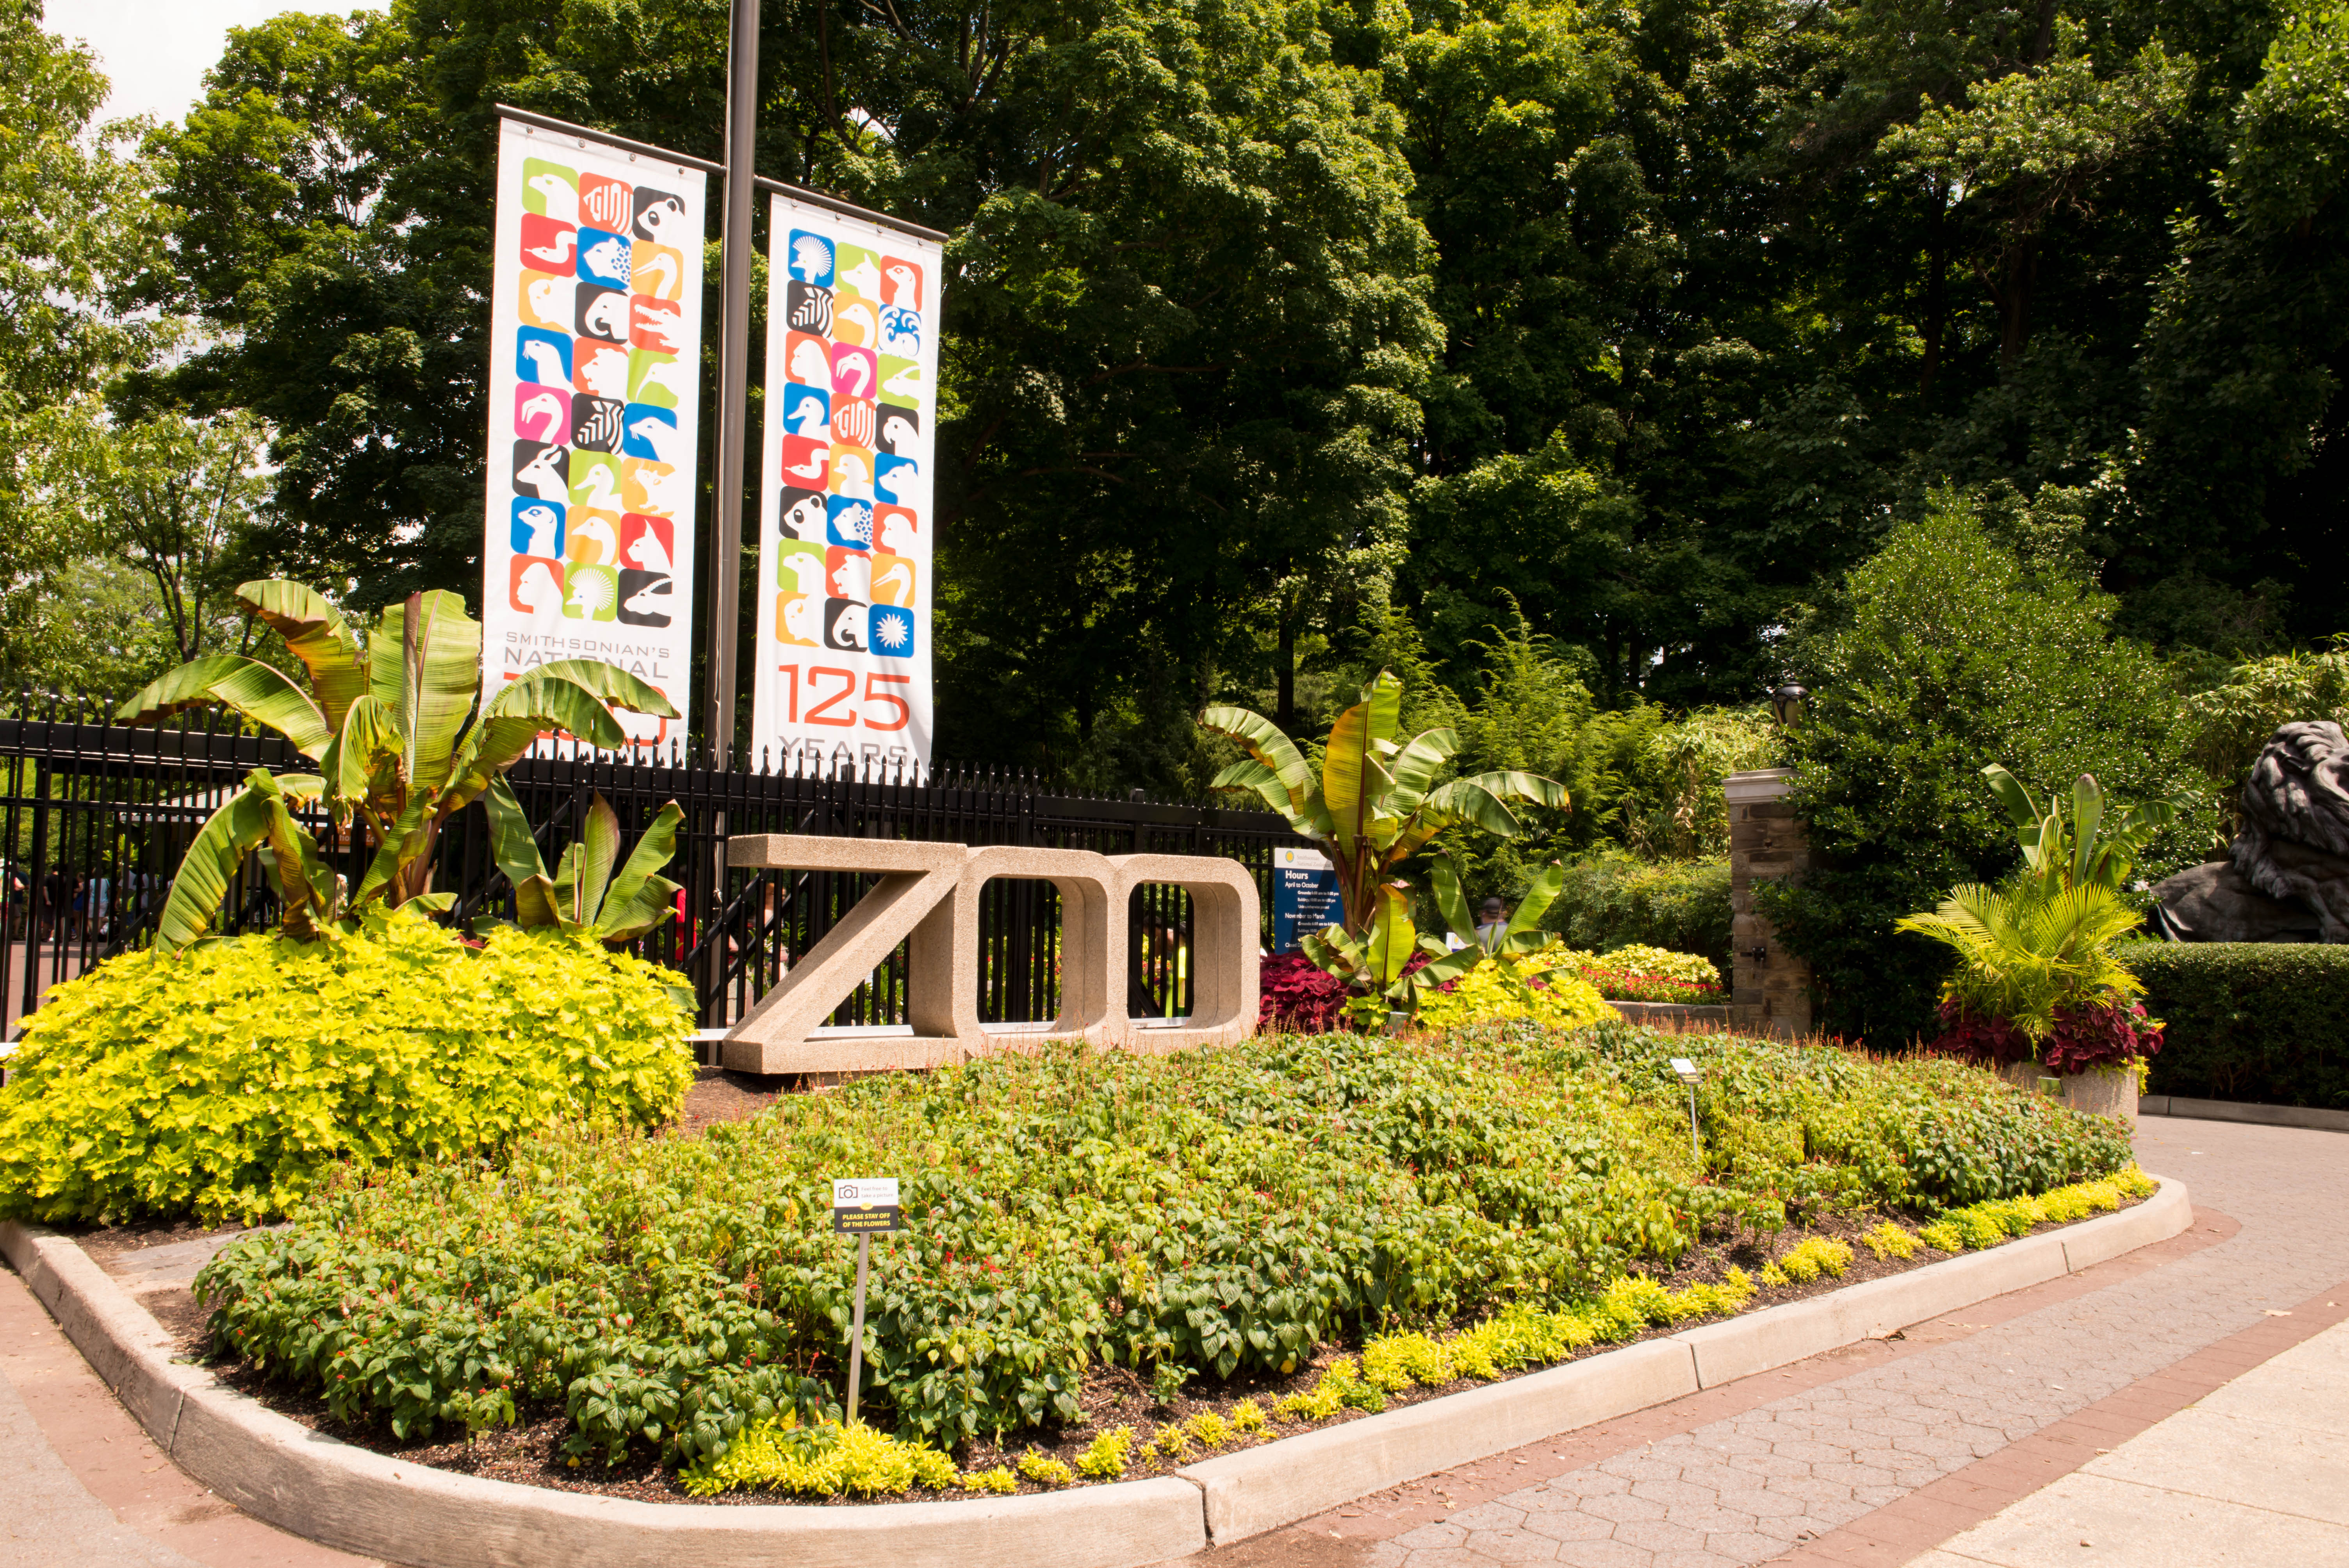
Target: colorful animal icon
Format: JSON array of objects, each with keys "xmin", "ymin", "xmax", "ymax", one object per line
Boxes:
[
  {"xmin": 564, "ymin": 564, "xmax": 620, "ymax": 621},
  {"xmin": 824, "ymin": 598, "xmax": 868, "ymax": 651},
  {"xmin": 623, "ymin": 515, "xmax": 673, "ymax": 574},
  {"xmin": 874, "ymin": 453, "xmax": 918, "ymax": 504},
  {"xmin": 633, "ymin": 190, "xmax": 689, "ymax": 246},
  {"xmin": 517, "ymin": 328, "xmax": 571, "ymax": 387},
  {"xmin": 831, "ymin": 345, "xmax": 877, "ymax": 399},
  {"xmin": 631, "ymin": 245, "xmax": 683, "ymax": 301},
  {"xmin": 778, "ymin": 486, "xmax": 828, "ymax": 542},
  {"xmin": 577, "ymin": 286, "xmax": 631, "ymax": 343},
  {"xmin": 776, "ymin": 543, "xmax": 826, "ymax": 596},
  {"xmin": 511, "ymin": 557, "xmax": 565, "ymax": 618},
  {"xmin": 787, "ymin": 231, "xmax": 834, "ymax": 286},
  {"xmin": 523, "ymin": 162, "xmax": 578, "ymax": 222},
  {"xmin": 513, "ymin": 440, "xmax": 570, "ymax": 500},
  {"xmin": 626, "ymin": 460, "xmax": 690, "ymax": 516},
  {"xmin": 877, "ymin": 505, "xmax": 918, "ymax": 555},
  {"xmin": 515, "ymin": 386, "xmax": 569, "ymax": 441},
  {"xmin": 574, "ymin": 340, "xmax": 630, "ymax": 401},
  {"xmin": 877, "ymin": 305, "xmax": 920, "ymax": 358},
  {"xmin": 869, "ymin": 604, "xmax": 915, "ymax": 658},
  {"xmin": 520, "ymin": 215, "xmax": 576, "ymax": 270},
  {"xmin": 578, "ymin": 230, "xmax": 632, "ymax": 290},
  {"xmin": 631, "ymin": 296, "xmax": 686, "ymax": 354},
  {"xmin": 624, "ymin": 406, "xmax": 683, "ymax": 465},
  {"xmin": 832, "ymin": 298, "xmax": 878, "ymax": 347},
  {"xmin": 871, "ymin": 554, "xmax": 916, "ymax": 608},
  {"xmin": 512, "ymin": 499, "xmax": 563, "ymax": 558},
  {"xmin": 784, "ymin": 387, "xmax": 831, "ymax": 439},
  {"xmin": 618, "ymin": 569, "xmax": 672, "ymax": 627},
  {"xmin": 829, "ymin": 449, "xmax": 874, "ymax": 500},
  {"xmin": 779, "ymin": 436, "xmax": 829, "ymax": 486},
  {"xmin": 877, "ymin": 404, "xmax": 919, "ymax": 455},
  {"xmin": 838, "ymin": 251, "xmax": 881, "ymax": 298},
  {"xmin": 881, "ymin": 258, "xmax": 923, "ymax": 309},
  {"xmin": 520, "ymin": 272, "xmax": 574, "ymax": 332},
  {"xmin": 567, "ymin": 511, "xmax": 619, "ymax": 565},
  {"xmin": 880, "ymin": 360, "xmax": 925, "ymax": 401},
  {"xmin": 775, "ymin": 592, "xmax": 820, "ymax": 647}
]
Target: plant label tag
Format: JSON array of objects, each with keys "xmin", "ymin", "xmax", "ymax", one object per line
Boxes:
[{"xmin": 831, "ymin": 1176, "xmax": 903, "ymax": 1233}]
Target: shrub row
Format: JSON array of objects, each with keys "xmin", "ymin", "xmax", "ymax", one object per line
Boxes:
[
  {"xmin": 197, "ymin": 1023, "xmax": 2131, "ymax": 1469},
  {"xmin": 2119, "ymin": 941, "xmax": 2349, "ymax": 1110},
  {"xmin": 0, "ymin": 912, "xmax": 696, "ymax": 1224},
  {"xmin": 1540, "ymin": 855, "xmax": 1732, "ymax": 971}
]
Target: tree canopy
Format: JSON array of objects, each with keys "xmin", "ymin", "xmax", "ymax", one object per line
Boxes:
[{"xmin": 6, "ymin": 0, "xmax": 2345, "ymax": 777}]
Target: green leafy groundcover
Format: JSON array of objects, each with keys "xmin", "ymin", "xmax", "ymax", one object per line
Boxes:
[
  {"xmin": 0, "ymin": 911, "xmax": 695, "ymax": 1224},
  {"xmin": 194, "ymin": 1023, "xmax": 2131, "ymax": 1473}
]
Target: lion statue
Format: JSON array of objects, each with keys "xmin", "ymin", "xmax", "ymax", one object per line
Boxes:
[{"xmin": 2153, "ymin": 720, "xmax": 2349, "ymax": 942}]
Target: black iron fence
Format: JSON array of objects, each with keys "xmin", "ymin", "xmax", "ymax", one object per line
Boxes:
[{"xmin": 0, "ymin": 694, "xmax": 1309, "ymax": 1039}]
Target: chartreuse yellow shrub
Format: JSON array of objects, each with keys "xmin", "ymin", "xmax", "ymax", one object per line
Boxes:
[
  {"xmin": 963, "ymin": 1465, "xmax": 1018, "ymax": 1494},
  {"xmin": 1185, "ymin": 1409, "xmax": 1235, "ymax": 1449},
  {"xmin": 1416, "ymin": 952, "xmax": 1615, "ymax": 1032},
  {"xmin": 1333, "ymin": 1269, "xmax": 1759, "ymax": 1408},
  {"xmin": 1016, "ymin": 1450, "xmax": 1076, "ymax": 1486},
  {"xmin": 1076, "ymin": 1425, "xmax": 1135, "ymax": 1478},
  {"xmin": 1583, "ymin": 945, "xmax": 1721, "ymax": 986},
  {"xmin": 1917, "ymin": 1167, "xmax": 2155, "ymax": 1254},
  {"xmin": 679, "ymin": 1417, "xmax": 959, "ymax": 1497},
  {"xmin": 1861, "ymin": 1222, "xmax": 1920, "ymax": 1260},
  {"xmin": 1763, "ymin": 1238, "xmax": 1853, "ymax": 1285},
  {"xmin": 0, "ymin": 911, "xmax": 693, "ymax": 1224}
]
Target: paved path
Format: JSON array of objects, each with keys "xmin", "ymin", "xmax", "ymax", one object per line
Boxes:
[
  {"xmin": 0, "ymin": 1253, "xmax": 378, "ymax": 1567},
  {"xmin": 1164, "ymin": 1115, "xmax": 2349, "ymax": 1568},
  {"xmin": 1915, "ymin": 1312, "xmax": 2349, "ymax": 1567},
  {"xmin": 3, "ymin": 1116, "xmax": 2344, "ymax": 1566}
]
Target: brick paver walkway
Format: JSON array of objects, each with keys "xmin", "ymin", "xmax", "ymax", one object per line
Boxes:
[{"xmin": 1166, "ymin": 1115, "xmax": 2349, "ymax": 1568}]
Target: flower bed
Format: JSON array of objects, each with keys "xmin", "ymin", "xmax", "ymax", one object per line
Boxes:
[{"xmin": 192, "ymin": 1022, "xmax": 2136, "ymax": 1500}]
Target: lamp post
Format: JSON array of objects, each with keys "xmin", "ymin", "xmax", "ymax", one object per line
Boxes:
[{"xmin": 1767, "ymin": 683, "xmax": 1808, "ymax": 730}]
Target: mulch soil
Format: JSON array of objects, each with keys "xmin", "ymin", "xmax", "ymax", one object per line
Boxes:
[{"xmin": 67, "ymin": 1069, "xmax": 2148, "ymax": 1508}]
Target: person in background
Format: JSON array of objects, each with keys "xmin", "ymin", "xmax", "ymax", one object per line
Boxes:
[{"xmin": 1475, "ymin": 895, "xmax": 1508, "ymax": 951}]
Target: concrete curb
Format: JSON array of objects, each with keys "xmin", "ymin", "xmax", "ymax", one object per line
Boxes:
[
  {"xmin": 2142, "ymin": 1094, "xmax": 2349, "ymax": 1135},
  {"xmin": 1, "ymin": 1178, "xmax": 2192, "ymax": 1564}
]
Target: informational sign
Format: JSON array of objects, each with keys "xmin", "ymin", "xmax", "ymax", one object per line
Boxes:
[
  {"xmin": 830, "ymin": 1175, "xmax": 903, "ymax": 1233},
  {"xmin": 1273, "ymin": 845, "xmax": 1343, "ymax": 951},
  {"xmin": 750, "ymin": 192, "xmax": 945, "ymax": 775},
  {"xmin": 480, "ymin": 114, "xmax": 706, "ymax": 750}
]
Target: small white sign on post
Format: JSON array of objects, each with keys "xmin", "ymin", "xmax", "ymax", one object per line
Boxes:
[{"xmin": 829, "ymin": 1174, "xmax": 902, "ymax": 1426}]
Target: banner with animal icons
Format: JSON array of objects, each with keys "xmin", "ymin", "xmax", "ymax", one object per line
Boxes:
[
  {"xmin": 750, "ymin": 192, "xmax": 944, "ymax": 773},
  {"xmin": 481, "ymin": 115, "xmax": 706, "ymax": 751}
]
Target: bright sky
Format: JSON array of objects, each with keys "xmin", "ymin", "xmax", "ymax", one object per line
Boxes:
[{"xmin": 45, "ymin": 0, "xmax": 388, "ymax": 127}]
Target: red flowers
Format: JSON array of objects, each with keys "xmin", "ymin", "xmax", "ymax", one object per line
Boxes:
[{"xmin": 1933, "ymin": 998, "xmax": 2163, "ymax": 1076}]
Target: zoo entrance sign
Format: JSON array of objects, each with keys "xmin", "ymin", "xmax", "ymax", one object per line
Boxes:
[{"xmin": 719, "ymin": 836, "xmax": 1262, "ymax": 1076}]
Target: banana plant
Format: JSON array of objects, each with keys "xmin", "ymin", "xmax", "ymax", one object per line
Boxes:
[
  {"xmin": 118, "ymin": 581, "xmax": 678, "ymax": 950},
  {"xmin": 479, "ymin": 780, "xmax": 685, "ymax": 943},
  {"xmin": 1202, "ymin": 670, "xmax": 1566, "ymax": 941},
  {"xmin": 1981, "ymin": 763, "xmax": 2178, "ymax": 895},
  {"xmin": 1206, "ymin": 670, "xmax": 1565, "ymax": 1026}
]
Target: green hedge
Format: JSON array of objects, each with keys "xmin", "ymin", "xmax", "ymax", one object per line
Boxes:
[
  {"xmin": 1541, "ymin": 854, "xmax": 1731, "ymax": 970},
  {"xmin": 2118, "ymin": 941, "xmax": 2349, "ymax": 1109}
]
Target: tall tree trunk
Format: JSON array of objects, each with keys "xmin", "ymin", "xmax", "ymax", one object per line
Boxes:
[
  {"xmin": 1998, "ymin": 237, "xmax": 2037, "ymax": 370},
  {"xmin": 1921, "ymin": 187, "xmax": 1948, "ymax": 398}
]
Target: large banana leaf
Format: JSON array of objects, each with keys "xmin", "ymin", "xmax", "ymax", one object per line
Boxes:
[
  {"xmin": 560, "ymin": 793, "xmax": 624, "ymax": 925},
  {"xmin": 1425, "ymin": 771, "xmax": 1568, "ymax": 836},
  {"xmin": 1321, "ymin": 685, "xmax": 1397, "ymax": 855},
  {"xmin": 317, "ymin": 694, "xmax": 403, "ymax": 827},
  {"xmin": 1363, "ymin": 882, "xmax": 1417, "ymax": 991},
  {"xmin": 350, "ymin": 792, "xmax": 432, "ymax": 908},
  {"xmin": 1198, "ymin": 705, "xmax": 1314, "ymax": 807},
  {"xmin": 1385, "ymin": 728, "xmax": 1461, "ymax": 817},
  {"xmin": 237, "ymin": 580, "xmax": 368, "ymax": 733},
  {"xmin": 369, "ymin": 591, "xmax": 481, "ymax": 797},
  {"xmin": 1429, "ymin": 857, "xmax": 1479, "ymax": 947},
  {"xmin": 595, "ymin": 800, "xmax": 685, "ymax": 941},
  {"xmin": 151, "ymin": 770, "xmax": 327, "ymax": 951},
  {"xmin": 116, "ymin": 656, "xmax": 333, "ymax": 759}
]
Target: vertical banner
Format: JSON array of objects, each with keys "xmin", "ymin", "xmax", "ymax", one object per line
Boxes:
[
  {"xmin": 750, "ymin": 193, "xmax": 944, "ymax": 773},
  {"xmin": 481, "ymin": 115, "xmax": 707, "ymax": 750}
]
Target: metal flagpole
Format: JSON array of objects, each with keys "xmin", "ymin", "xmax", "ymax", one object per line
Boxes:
[{"xmin": 705, "ymin": 0, "xmax": 759, "ymax": 770}]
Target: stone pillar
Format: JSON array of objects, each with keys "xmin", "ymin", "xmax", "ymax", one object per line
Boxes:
[{"xmin": 1726, "ymin": 768, "xmax": 1815, "ymax": 1038}]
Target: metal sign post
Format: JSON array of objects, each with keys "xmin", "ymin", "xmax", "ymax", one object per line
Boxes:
[
  {"xmin": 830, "ymin": 1176, "xmax": 903, "ymax": 1425},
  {"xmin": 705, "ymin": 0, "xmax": 760, "ymax": 768},
  {"xmin": 1671, "ymin": 1058, "xmax": 1703, "ymax": 1167}
]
